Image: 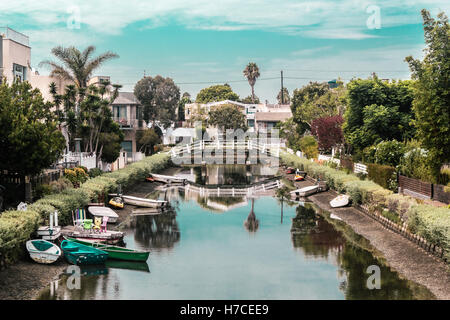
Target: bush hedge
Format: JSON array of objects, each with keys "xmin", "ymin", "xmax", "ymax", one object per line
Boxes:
[
  {"xmin": 367, "ymin": 163, "xmax": 396, "ymax": 190},
  {"xmin": 281, "ymin": 151, "xmax": 450, "ymax": 260},
  {"xmin": 0, "ymin": 152, "xmax": 171, "ymax": 266},
  {"xmin": 0, "ymin": 210, "xmax": 41, "ymax": 265}
]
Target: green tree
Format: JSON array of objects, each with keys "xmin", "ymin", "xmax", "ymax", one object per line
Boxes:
[
  {"xmin": 291, "ymin": 81, "xmax": 342, "ymax": 132},
  {"xmin": 39, "ymin": 46, "xmax": 118, "ymax": 88},
  {"xmin": 405, "ymin": 9, "xmax": 450, "ymax": 181},
  {"xmin": 208, "ymin": 104, "xmax": 247, "ymax": 131},
  {"xmin": 240, "ymin": 95, "xmax": 260, "ymax": 104},
  {"xmin": 276, "ymin": 118, "xmax": 302, "ymax": 151},
  {"xmin": 51, "ymin": 81, "xmax": 123, "ymax": 164},
  {"xmin": 195, "ymin": 84, "xmax": 239, "ymax": 103},
  {"xmin": 136, "ymin": 128, "xmax": 161, "ymax": 155},
  {"xmin": 277, "ymin": 88, "xmax": 290, "ymax": 104},
  {"xmin": 342, "ymin": 77, "xmax": 415, "ymax": 157},
  {"xmin": 243, "ymin": 62, "xmax": 260, "ymax": 103},
  {"xmin": 134, "ymin": 75, "xmax": 181, "ymax": 128},
  {"xmin": 0, "ymin": 81, "xmax": 65, "ymax": 178},
  {"xmin": 299, "ymin": 136, "xmax": 319, "ymax": 159}
]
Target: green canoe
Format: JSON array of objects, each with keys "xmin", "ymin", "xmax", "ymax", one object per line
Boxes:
[
  {"xmin": 66, "ymin": 237, "xmax": 150, "ymax": 262},
  {"xmin": 61, "ymin": 240, "xmax": 108, "ymax": 265}
]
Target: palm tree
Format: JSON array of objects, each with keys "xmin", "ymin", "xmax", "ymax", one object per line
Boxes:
[
  {"xmin": 243, "ymin": 62, "xmax": 260, "ymax": 103},
  {"xmin": 244, "ymin": 198, "xmax": 259, "ymax": 232},
  {"xmin": 275, "ymin": 186, "xmax": 291, "ymax": 224},
  {"xmin": 39, "ymin": 46, "xmax": 119, "ymax": 88}
]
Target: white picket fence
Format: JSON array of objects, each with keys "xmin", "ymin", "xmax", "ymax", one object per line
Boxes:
[
  {"xmin": 60, "ymin": 152, "xmax": 97, "ymax": 170},
  {"xmin": 297, "ymin": 153, "xmax": 368, "ymax": 175}
]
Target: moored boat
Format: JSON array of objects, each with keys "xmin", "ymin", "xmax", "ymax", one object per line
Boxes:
[
  {"xmin": 61, "ymin": 239, "xmax": 108, "ymax": 265},
  {"xmin": 290, "ymin": 185, "xmax": 319, "ymax": 197},
  {"xmin": 26, "ymin": 239, "xmax": 61, "ymax": 264},
  {"xmin": 330, "ymin": 194, "xmax": 350, "ymax": 208},
  {"xmin": 109, "ymin": 196, "xmax": 124, "ymax": 209},
  {"xmin": 149, "ymin": 173, "xmax": 186, "ymax": 184},
  {"xmin": 66, "ymin": 237, "xmax": 150, "ymax": 262},
  {"xmin": 294, "ymin": 174, "xmax": 305, "ymax": 181},
  {"xmin": 109, "ymin": 194, "xmax": 168, "ymax": 208}
]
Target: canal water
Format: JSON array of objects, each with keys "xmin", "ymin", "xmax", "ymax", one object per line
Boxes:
[{"xmin": 37, "ymin": 166, "xmax": 433, "ymax": 300}]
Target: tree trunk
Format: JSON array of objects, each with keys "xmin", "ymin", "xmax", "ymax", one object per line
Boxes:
[{"xmin": 251, "ymin": 85, "xmax": 255, "ymax": 103}]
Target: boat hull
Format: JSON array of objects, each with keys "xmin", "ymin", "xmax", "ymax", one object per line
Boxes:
[
  {"xmin": 61, "ymin": 240, "xmax": 108, "ymax": 265},
  {"xmin": 330, "ymin": 195, "xmax": 350, "ymax": 208},
  {"xmin": 291, "ymin": 186, "xmax": 319, "ymax": 197},
  {"xmin": 26, "ymin": 240, "xmax": 61, "ymax": 264},
  {"xmin": 67, "ymin": 238, "xmax": 150, "ymax": 262}
]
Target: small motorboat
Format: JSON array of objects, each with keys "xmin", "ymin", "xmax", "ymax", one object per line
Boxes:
[
  {"xmin": 88, "ymin": 206, "xmax": 119, "ymax": 223},
  {"xmin": 330, "ymin": 194, "xmax": 350, "ymax": 208},
  {"xmin": 60, "ymin": 240, "xmax": 108, "ymax": 265},
  {"xmin": 26, "ymin": 239, "xmax": 61, "ymax": 264},
  {"xmin": 290, "ymin": 185, "xmax": 319, "ymax": 197},
  {"xmin": 66, "ymin": 237, "xmax": 150, "ymax": 262},
  {"xmin": 146, "ymin": 177, "xmax": 155, "ymax": 182},
  {"xmin": 285, "ymin": 167, "xmax": 295, "ymax": 174},
  {"xmin": 109, "ymin": 196, "xmax": 124, "ymax": 209},
  {"xmin": 294, "ymin": 174, "xmax": 305, "ymax": 181}
]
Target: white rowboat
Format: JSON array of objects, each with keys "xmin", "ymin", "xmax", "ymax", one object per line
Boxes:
[
  {"xmin": 26, "ymin": 239, "xmax": 61, "ymax": 264},
  {"xmin": 109, "ymin": 194, "xmax": 168, "ymax": 208},
  {"xmin": 330, "ymin": 195, "xmax": 350, "ymax": 208},
  {"xmin": 290, "ymin": 185, "xmax": 319, "ymax": 197},
  {"xmin": 150, "ymin": 173, "xmax": 186, "ymax": 184}
]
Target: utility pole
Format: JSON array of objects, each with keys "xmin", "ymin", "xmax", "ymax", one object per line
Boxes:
[{"xmin": 280, "ymin": 70, "xmax": 284, "ymax": 104}]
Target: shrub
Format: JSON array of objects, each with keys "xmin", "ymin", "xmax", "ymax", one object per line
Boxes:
[
  {"xmin": 373, "ymin": 140, "xmax": 405, "ymax": 167},
  {"xmin": 407, "ymin": 205, "xmax": 450, "ymax": 260},
  {"xmin": 49, "ymin": 177, "xmax": 73, "ymax": 193},
  {"xmin": 398, "ymin": 141, "xmax": 434, "ymax": 183},
  {"xmin": 299, "ymin": 136, "xmax": 318, "ymax": 159},
  {"xmin": 33, "ymin": 184, "xmax": 53, "ymax": 200},
  {"xmin": 0, "ymin": 210, "xmax": 41, "ymax": 264},
  {"xmin": 367, "ymin": 163, "xmax": 397, "ymax": 191},
  {"xmin": 88, "ymin": 168, "xmax": 103, "ymax": 178}
]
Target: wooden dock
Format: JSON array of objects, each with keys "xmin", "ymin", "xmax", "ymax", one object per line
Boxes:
[{"xmin": 61, "ymin": 226, "xmax": 124, "ymax": 244}]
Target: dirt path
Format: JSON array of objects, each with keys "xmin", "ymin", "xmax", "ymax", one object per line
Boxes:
[{"xmin": 289, "ymin": 176, "xmax": 450, "ymax": 300}]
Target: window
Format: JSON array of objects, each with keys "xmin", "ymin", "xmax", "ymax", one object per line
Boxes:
[
  {"xmin": 13, "ymin": 63, "xmax": 26, "ymax": 82},
  {"xmin": 113, "ymin": 105, "xmax": 127, "ymax": 119}
]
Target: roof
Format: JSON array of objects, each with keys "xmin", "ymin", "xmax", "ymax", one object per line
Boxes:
[
  {"xmin": 255, "ymin": 112, "xmax": 292, "ymax": 122},
  {"xmin": 112, "ymin": 92, "xmax": 139, "ymax": 105}
]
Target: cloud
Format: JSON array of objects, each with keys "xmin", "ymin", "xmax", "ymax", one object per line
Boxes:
[{"xmin": 1, "ymin": 0, "xmax": 448, "ymax": 39}]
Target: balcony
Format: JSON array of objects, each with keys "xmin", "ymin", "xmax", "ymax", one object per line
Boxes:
[{"xmin": 113, "ymin": 118, "xmax": 145, "ymax": 129}]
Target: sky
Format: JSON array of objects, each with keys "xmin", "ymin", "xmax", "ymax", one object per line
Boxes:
[{"xmin": 1, "ymin": 0, "xmax": 448, "ymax": 102}]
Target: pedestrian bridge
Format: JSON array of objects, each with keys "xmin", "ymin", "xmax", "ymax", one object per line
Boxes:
[{"xmin": 170, "ymin": 140, "xmax": 280, "ymax": 164}]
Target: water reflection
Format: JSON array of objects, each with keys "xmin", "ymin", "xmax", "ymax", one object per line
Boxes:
[
  {"xmin": 244, "ymin": 198, "xmax": 259, "ymax": 232},
  {"xmin": 190, "ymin": 164, "xmax": 276, "ymax": 186},
  {"xmin": 132, "ymin": 211, "xmax": 180, "ymax": 250},
  {"xmin": 290, "ymin": 203, "xmax": 435, "ymax": 300}
]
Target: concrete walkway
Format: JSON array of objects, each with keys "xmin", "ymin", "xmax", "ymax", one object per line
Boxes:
[{"xmin": 292, "ymin": 178, "xmax": 450, "ymax": 300}]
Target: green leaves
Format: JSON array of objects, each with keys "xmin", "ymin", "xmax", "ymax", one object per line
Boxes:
[
  {"xmin": 195, "ymin": 84, "xmax": 239, "ymax": 103},
  {"xmin": 405, "ymin": 10, "xmax": 450, "ymax": 181},
  {"xmin": 0, "ymin": 81, "xmax": 65, "ymax": 176},
  {"xmin": 208, "ymin": 104, "xmax": 247, "ymax": 131}
]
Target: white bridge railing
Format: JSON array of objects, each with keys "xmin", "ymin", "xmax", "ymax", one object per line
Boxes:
[
  {"xmin": 180, "ymin": 179, "xmax": 283, "ymax": 198},
  {"xmin": 171, "ymin": 140, "xmax": 280, "ymax": 159}
]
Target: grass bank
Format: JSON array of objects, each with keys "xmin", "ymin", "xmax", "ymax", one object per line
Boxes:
[
  {"xmin": 281, "ymin": 151, "xmax": 450, "ymax": 261},
  {"xmin": 0, "ymin": 152, "xmax": 171, "ymax": 266}
]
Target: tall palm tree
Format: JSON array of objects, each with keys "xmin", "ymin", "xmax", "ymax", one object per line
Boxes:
[
  {"xmin": 39, "ymin": 46, "xmax": 119, "ymax": 88},
  {"xmin": 243, "ymin": 62, "xmax": 260, "ymax": 103}
]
